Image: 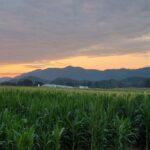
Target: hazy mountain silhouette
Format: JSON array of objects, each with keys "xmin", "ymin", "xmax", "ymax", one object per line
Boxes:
[
  {"xmin": 15, "ymin": 66, "xmax": 150, "ymax": 81},
  {"xmin": 0, "ymin": 77, "xmax": 12, "ymax": 83}
]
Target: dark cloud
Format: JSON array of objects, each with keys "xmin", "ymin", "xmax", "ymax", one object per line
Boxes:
[{"xmin": 0, "ymin": 0, "xmax": 150, "ymax": 63}]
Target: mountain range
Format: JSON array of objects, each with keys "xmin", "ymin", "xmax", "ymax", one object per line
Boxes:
[
  {"xmin": 16, "ymin": 66, "xmax": 150, "ymax": 81},
  {"xmin": 0, "ymin": 77, "xmax": 12, "ymax": 83},
  {"xmin": 1, "ymin": 66, "xmax": 150, "ymax": 83}
]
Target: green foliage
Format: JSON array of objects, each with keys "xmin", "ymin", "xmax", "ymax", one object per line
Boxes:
[
  {"xmin": 144, "ymin": 79, "xmax": 150, "ymax": 87},
  {"xmin": 0, "ymin": 87, "xmax": 149, "ymax": 150}
]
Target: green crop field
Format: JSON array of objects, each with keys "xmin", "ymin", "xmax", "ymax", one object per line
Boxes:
[{"xmin": 0, "ymin": 87, "xmax": 150, "ymax": 150}]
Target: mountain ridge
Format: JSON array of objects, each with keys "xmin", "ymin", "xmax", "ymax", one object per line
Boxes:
[
  {"xmin": 1, "ymin": 66, "xmax": 150, "ymax": 82},
  {"xmin": 0, "ymin": 77, "xmax": 12, "ymax": 83},
  {"xmin": 14, "ymin": 66, "xmax": 150, "ymax": 81}
]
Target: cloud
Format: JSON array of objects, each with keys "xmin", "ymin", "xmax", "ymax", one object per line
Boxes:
[
  {"xmin": 0, "ymin": 0, "xmax": 150, "ymax": 64},
  {"xmin": 133, "ymin": 35, "xmax": 150, "ymax": 42},
  {"xmin": 0, "ymin": 73, "xmax": 19, "ymax": 77}
]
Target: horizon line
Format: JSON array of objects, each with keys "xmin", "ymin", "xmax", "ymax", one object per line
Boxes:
[{"xmin": 1, "ymin": 65, "xmax": 150, "ymax": 79}]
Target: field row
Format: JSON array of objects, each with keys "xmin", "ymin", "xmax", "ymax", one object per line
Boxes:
[{"xmin": 0, "ymin": 87, "xmax": 150, "ymax": 150}]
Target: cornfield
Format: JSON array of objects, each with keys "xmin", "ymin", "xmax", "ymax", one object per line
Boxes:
[{"xmin": 0, "ymin": 87, "xmax": 150, "ymax": 150}]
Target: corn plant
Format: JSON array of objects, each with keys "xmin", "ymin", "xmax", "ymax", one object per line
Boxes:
[{"xmin": 0, "ymin": 86, "xmax": 149, "ymax": 149}]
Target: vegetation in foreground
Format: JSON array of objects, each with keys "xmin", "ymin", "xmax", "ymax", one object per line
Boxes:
[{"xmin": 0, "ymin": 87, "xmax": 150, "ymax": 150}]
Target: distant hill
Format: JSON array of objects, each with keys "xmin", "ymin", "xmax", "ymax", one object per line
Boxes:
[
  {"xmin": 16, "ymin": 66, "xmax": 150, "ymax": 81},
  {"xmin": 1, "ymin": 66, "xmax": 150, "ymax": 88},
  {"xmin": 1, "ymin": 76, "xmax": 150, "ymax": 88},
  {"xmin": 0, "ymin": 76, "xmax": 46, "ymax": 86},
  {"xmin": 51, "ymin": 77, "xmax": 149, "ymax": 88},
  {"xmin": 10, "ymin": 76, "xmax": 49, "ymax": 84},
  {"xmin": 0, "ymin": 77, "xmax": 12, "ymax": 83}
]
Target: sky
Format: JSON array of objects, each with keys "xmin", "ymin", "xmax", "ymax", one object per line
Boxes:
[{"xmin": 0, "ymin": 0, "xmax": 150, "ymax": 77}]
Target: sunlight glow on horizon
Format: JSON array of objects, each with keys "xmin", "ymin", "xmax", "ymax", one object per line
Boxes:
[{"xmin": 0, "ymin": 53, "xmax": 150, "ymax": 78}]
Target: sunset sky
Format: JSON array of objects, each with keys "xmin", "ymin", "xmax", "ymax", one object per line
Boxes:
[{"xmin": 0, "ymin": 0, "xmax": 150, "ymax": 77}]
